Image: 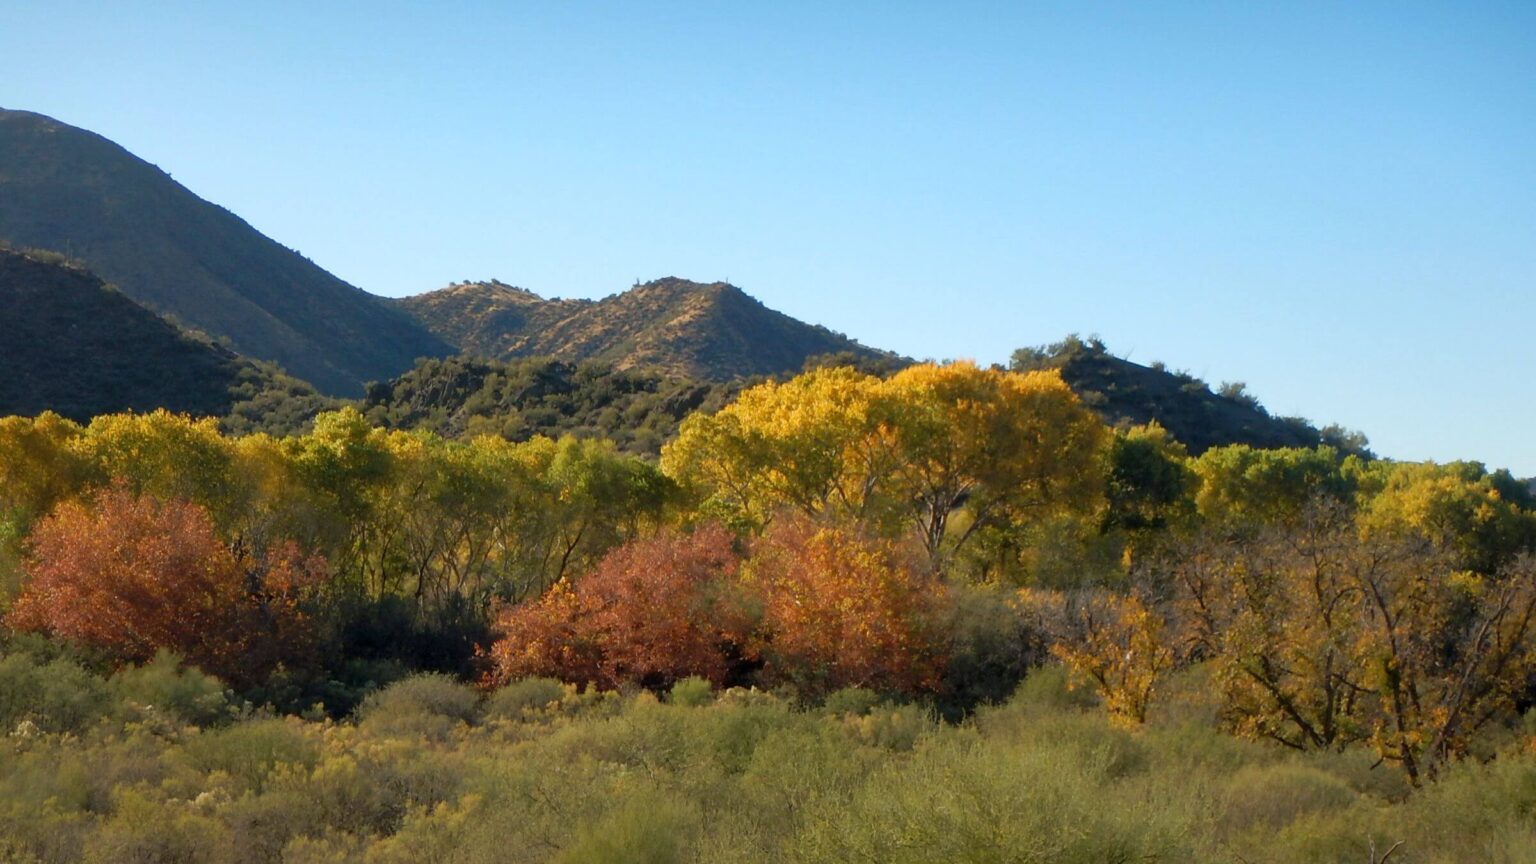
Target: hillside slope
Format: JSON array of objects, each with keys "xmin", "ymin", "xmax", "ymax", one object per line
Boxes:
[
  {"xmin": 0, "ymin": 108, "xmax": 451, "ymax": 394},
  {"xmin": 0, "ymin": 248, "xmax": 332, "ymax": 430},
  {"xmin": 398, "ymin": 277, "xmax": 899, "ymax": 380},
  {"xmin": 1012, "ymin": 336, "xmax": 1362, "ymax": 455},
  {"xmin": 361, "ymin": 355, "xmax": 739, "ymax": 455}
]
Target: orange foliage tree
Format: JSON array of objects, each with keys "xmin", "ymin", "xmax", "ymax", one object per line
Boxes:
[
  {"xmin": 485, "ymin": 524, "xmax": 753, "ymax": 690},
  {"xmin": 748, "ymin": 519, "xmax": 948, "ymax": 696},
  {"xmin": 6, "ymin": 485, "xmax": 325, "ymax": 686}
]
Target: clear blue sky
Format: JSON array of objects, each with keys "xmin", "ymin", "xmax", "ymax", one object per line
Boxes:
[{"xmin": 3, "ymin": 2, "xmax": 1533, "ymax": 473}]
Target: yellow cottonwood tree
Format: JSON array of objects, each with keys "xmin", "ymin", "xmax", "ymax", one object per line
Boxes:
[{"xmin": 663, "ymin": 362, "xmax": 1108, "ymax": 572}]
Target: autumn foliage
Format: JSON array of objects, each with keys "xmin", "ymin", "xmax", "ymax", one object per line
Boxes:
[
  {"xmin": 486, "ymin": 524, "xmax": 753, "ymax": 690},
  {"xmin": 487, "ymin": 519, "xmax": 950, "ymax": 697},
  {"xmin": 6, "ymin": 484, "xmax": 324, "ymax": 686},
  {"xmin": 749, "ymin": 519, "xmax": 948, "ymax": 696}
]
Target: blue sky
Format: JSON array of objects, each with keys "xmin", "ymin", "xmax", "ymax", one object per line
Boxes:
[{"xmin": 3, "ymin": 2, "xmax": 1533, "ymax": 473}]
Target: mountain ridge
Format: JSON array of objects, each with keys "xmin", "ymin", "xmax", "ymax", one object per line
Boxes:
[
  {"xmin": 0, "ymin": 108, "xmax": 451, "ymax": 394},
  {"xmin": 397, "ymin": 276, "xmax": 902, "ymax": 381}
]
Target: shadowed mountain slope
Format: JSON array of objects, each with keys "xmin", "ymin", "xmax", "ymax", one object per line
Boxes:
[
  {"xmin": 0, "ymin": 247, "xmax": 333, "ymax": 431},
  {"xmin": 1011, "ymin": 336, "xmax": 1365, "ymax": 455},
  {"xmin": 0, "ymin": 108, "xmax": 451, "ymax": 394}
]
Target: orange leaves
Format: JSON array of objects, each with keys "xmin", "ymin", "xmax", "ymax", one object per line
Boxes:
[
  {"xmin": 6, "ymin": 484, "xmax": 323, "ymax": 687},
  {"xmin": 486, "ymin": 519, "xmax": 952, "ymax": 697},
  {"xmin": 486, "ymin": 525, "xmax": 752, "ymax": 690},
  {"xmin": 749, "ymin": 520, "xmax": 948, "ymax": 696}
]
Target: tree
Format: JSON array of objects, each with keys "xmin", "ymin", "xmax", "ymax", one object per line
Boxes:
[
  {"xmin": 77, "ymin": 410, "xmax": 238, "ymax": 524},
  {"xmin": 1191, "ymin": 444, "xmax": 1356, "ymax": 527},
  {"xmin": 872, "ymin": 363, "xmax": 1107, "ymax": 568},
  {"xmin": 748, "ymin": 519, "xmax": 948, "ymax": 696},
  {"xmin": 486, "ymin": 525, "xmax": 752, "ymax": 690},
  {"xmin": 1359, "ymin": 461, "xmax": 1536, "ymax": 575},
  {"xmin": 1101, "ymin": 423, "xmax": 1196, "ymax": 535},
  {"xmin": 6, "ymin": 485, "xmax": 324, "ymax": 686},
  {"xmin": 1024, "ymin": 588, "xmax": 1173, "ymax": 726},
  {"xmin": 662, "ymin": 366, "xmax": 888, "ymax": 531},
  {"xmin": 663, "ymin": 363, "xmax": 1108, "ymax": 573},
  {"xmin": 1146, "ymin": 502, "xmax": 1536, "ymax": 783}
]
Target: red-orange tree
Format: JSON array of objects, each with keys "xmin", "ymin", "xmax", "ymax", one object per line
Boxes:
[
  {"xmin": 486, "ymin": 524, "xmax": 753, "ymax": 690},
  {"xmin": 748, "ymin": 519, "xmax": 948, "ymax": 696},
  {"xmin": 6, "ymin": 485, "xmax": 324, "ymax": 686}
]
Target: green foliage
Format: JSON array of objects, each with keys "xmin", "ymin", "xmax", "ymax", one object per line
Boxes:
[
  {"xmin": 552, "ymin": 793, "xmax": 693, "ymax": 864},
  {"xmin": 820, "ymin": 686, "xmax": 881, "ymax": 716},
  {"xmin": 180, "ymin": 718, "xmax": 320, "ymax": 793},
  {"xmin": 667, "ymin": 676, "xmax": 715, "ymax": 708},
  {"xmin": 110, "ymin": 651, "xmax": 234, "ymax": 727},
  {"xmin": 362, "ymin": 355, "xmax": 739, "ymax": 455},
  {"xmin": 0, "ymin": 650, "xmax": 114, "ymax": 734},
  {"xmin": 485, "ymin": 676, "xmax": 570, "ymax": 720},
  {"xmin": 0, "ymin": 667, "xmax": 1531, "ymax": 863},
  {"xmin": 357, "ymin": 673, "xmax": 481, "ymax": 740}
]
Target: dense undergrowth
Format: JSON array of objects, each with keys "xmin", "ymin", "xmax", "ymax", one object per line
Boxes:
[{"xmin": 2, "ymin": 651, "xmax": 1533, "ymax": 864}]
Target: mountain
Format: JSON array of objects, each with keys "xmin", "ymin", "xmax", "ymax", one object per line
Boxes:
[
  {"xmin": 398, "ymin": 277, "xmax": 901, "ymax": 380},
  {"xmin": 0, "ymin": 247, "xmax": 334, "ymax": 431},
  {"xmin": 1011, "ymin": 336, "xmax": 1366, "ymax": 456},
  {"xmin": 0, "ymin": 108, "xmax": 451, "ymax": 395}
]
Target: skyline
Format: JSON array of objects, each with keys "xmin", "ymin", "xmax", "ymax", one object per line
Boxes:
[{"xmin": 2, "ymin": 2, "xmax": 1533, "ymax": 473}]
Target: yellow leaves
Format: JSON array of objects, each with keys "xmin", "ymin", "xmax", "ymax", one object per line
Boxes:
[
  {"xmin": 662, "ymin": 361, "xmax": 1109, "ymax": 568},
  {"xmin": 1038, "ymin": 592, "xmax": 1172, "ymax": 727}
]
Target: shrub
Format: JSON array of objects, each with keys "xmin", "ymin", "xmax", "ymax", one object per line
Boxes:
[
  {"xmin": 1218, "ymin": 763, "xmax": 1358, "ymax": 836},
  {"xmin": 667, "ymin": 676, "xmax": 714, "ymax": 708},
  {"xmin": 794, "ymin": 731, "xmax": 1187, "ymax": 863},
  {"xmin": 111, "ymin": 650, "xmax": 234, "ymax": 727},
  {"xmin": 749, "ymin": 520, "xmax": 947, "ymax": 697},
  {"xmin": 821, "ymin": 687, "xmax": 881, "ymax": 716},
  {"xmin": 181, "ymin": 718, "xmax": 319, "ymax": 793},
  {"xmin": 0, "ymin": 650, "xmax": 114, "ymax": 734},
  {"xmin": 487, "ymin": 525, "xmax": 753, "ymax": 691},
  {"xmin": 553, "ymin": 792, "xmax": 694, "ymax": 864},
  {"xmin": 484, "ymin": 676, "xmax": 568, "ymax": 720},
  {"xmin": 357, "ymin": 673, "xmax": 480, "ymax": 740}
]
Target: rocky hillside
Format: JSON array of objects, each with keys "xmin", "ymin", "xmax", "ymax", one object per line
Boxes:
[
  {"xmin": 398, "ymin": 277, "xmax": 899, "ymax": 381},
  {"xmin": 0, "ymin": 247, "xmax": 333, "ymax": 429},
  {"xmin": 0, "ymin": 108, "xmax": 451, "ymax": 395}
]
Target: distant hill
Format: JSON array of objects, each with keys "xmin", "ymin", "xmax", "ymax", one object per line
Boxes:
[
  {"xmin": 1011, "ymin": 336, "xmax": 1367, "ymax": 456},
  {"xmin": 362, "ymin": 355, "xmax": 741, "ymax": 455},
  {"xmin": 0, "ymin": 247, "xmax": 334, "ymax": 432},
  {"xmin": 0, "ymin": 108, "xmax": 451, "ymax": 395},
  {"xmin": 398, "ymin": 277, "xmax": 900, "ymax": 381}
]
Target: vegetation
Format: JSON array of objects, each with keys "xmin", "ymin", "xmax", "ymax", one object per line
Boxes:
[
  {"xmin": 0, "ymin": 108, "xmax": 451, "ymax": 394},
  {"xmin": 1, "ymin": 658, "xmax": 1535, "ymax": 863},
  {"xmin": 360, "ymin": 356, "xmax": 738, "ymax": 455},
  {"xmin": 1, "ymin": 357, "xmax": 1534, "ymax": 860}
]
